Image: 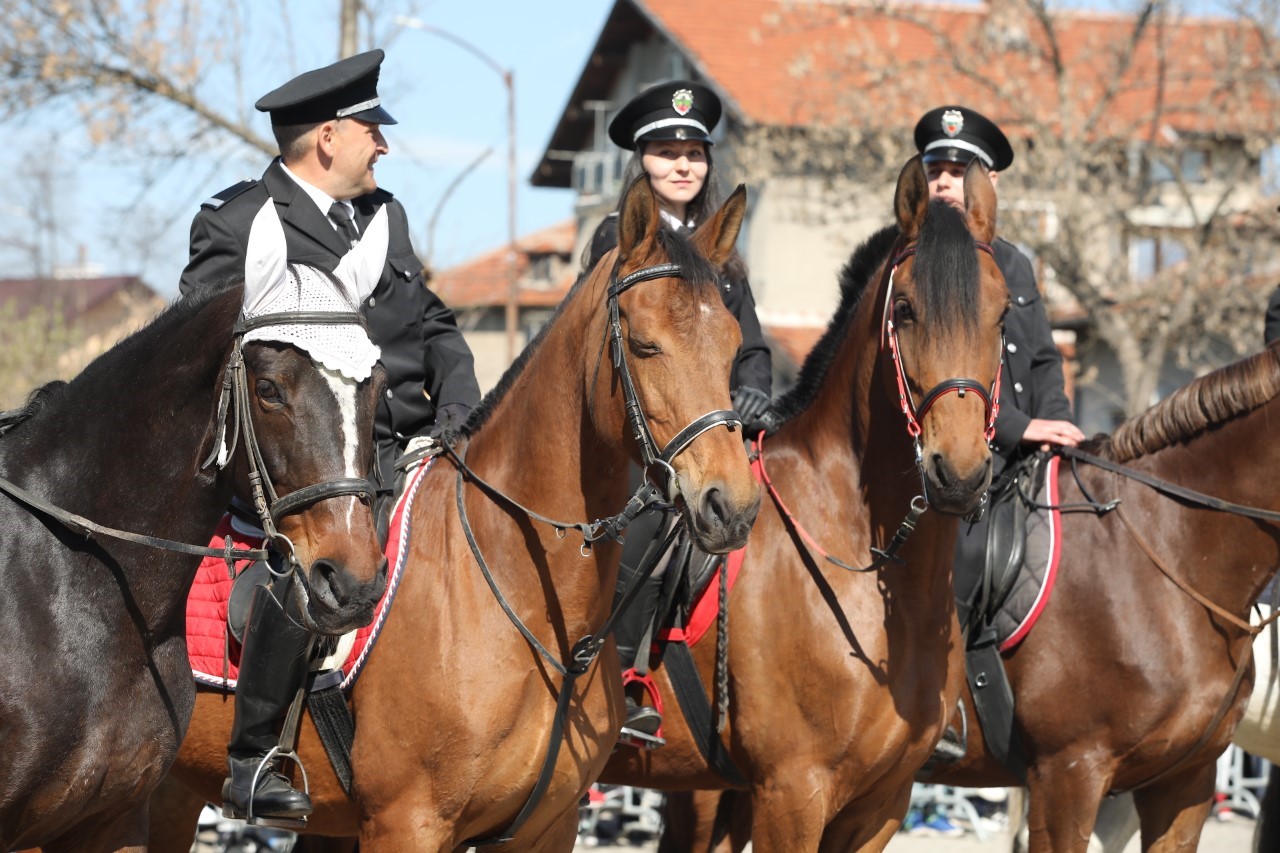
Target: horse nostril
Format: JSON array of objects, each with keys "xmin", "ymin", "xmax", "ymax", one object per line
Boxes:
[
  {"xmin": 309, "ymin": 558, "xmax": 343, "ymax": 612},
  {"xmin": 701, "ymin": 487, "xmax": 728, "ymax": 531},
  {"xmin": 931, "ymin": 453, "xmax": 952, "ymax": 488}
]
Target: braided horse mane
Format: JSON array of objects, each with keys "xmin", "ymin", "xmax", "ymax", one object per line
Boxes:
[{"xmin": 1095, "ymin": 345, "xmax": 1280, "ymax": 463}]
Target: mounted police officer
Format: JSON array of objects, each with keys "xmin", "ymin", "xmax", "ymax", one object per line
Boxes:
[
  {"xmin": 179, "ymin": 49, "xmax": 481, "ymax": 824},
  {"xmin": 912, "ymin": 105, "xmax": 1083, "ymax": 624},
  {"xmin": 584, "ymin": 80, "xmax": 773, "ymax": 743}
]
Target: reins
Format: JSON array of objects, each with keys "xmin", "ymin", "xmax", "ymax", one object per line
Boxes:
[
  {"xmin": 1025, "ymin": 445, "xmax": 1280, "ymax": 793},
  {"xmin": 458, "ymin": 258, "xmax": 742, "ymax": 847},
  {"xmin": 0, "ymin": 308, "xmax": 377, "ymax": 576}
]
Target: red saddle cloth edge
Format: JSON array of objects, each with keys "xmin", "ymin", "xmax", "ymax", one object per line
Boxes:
[
  {"xmin": 998, "ymin": 454, "xmax": 1063, "ymax": 652},
  {"xmin": 187, "ymin": 458, "xmax": 433, "ymax": 691}
]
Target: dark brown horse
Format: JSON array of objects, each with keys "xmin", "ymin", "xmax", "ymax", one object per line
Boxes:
[
  {"xmin": 591, "ymin": 157, "xmax": 1008, "ymax": 852},
  {"xmin": 674, "ymin": 345, "xmax": 1280, "ymax": 853},
  {"xmin": 147, "ymin": 175, "xmax": 761, "ymax": 851},
  {"xmin": 0, "ymin": 235, "xmax": 388, "ymax": 850}
]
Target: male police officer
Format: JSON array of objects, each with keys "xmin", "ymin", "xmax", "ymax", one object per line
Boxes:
[
  {"xmin": 180, "ymin": 49, "xmax": 481, "ymax": 822},
  {"xmin": 913, "ymin": 106, "xmax": 1083, "ymax": 621}
]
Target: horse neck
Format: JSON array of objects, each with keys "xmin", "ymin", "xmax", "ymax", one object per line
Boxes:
[
  {"xmin": 464, "ymin": 274, "xmax": 633, "ymax": 633},
  {"xmin": 1, "ymin": 289, "xmax": 240, "ymax": 605}
]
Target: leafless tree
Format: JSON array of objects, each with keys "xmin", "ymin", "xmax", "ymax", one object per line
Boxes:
[{"xmin": 734, "ymin": 0, "xmax": 1280, "ymax": 415}]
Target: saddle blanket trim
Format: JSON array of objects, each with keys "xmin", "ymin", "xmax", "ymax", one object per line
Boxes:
[
  {"xmin": 998, "ymin": 454, "xmax": 1062, "ymax": 652},
  {"xmin": 188, "ymin": 458, "xmax": 433, "ymax": 691}
]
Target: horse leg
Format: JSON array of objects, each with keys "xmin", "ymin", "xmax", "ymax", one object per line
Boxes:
[
  {"xmin": 42, "ymin": 805, "xmax": 148, "ymax": 853},
  {"xmin": 505, "ymin": 808, "xmax": 581, "ymax": 853},
  {"xmin": 816, "ymin": 783, "xmax": 911, "ymax": 853},
  {"xmin": 659, "ymin": 789, "xmax": 748, "ymax": 853},
  {"xmin": 145, "ymin": 773, "xmax": 209, "ymax": 853},
  {"xmin": 749, "ymin": 780, "xmax": 831, "ymax": 853},
  {"xmin": 1130, "ymin": 763, "xmax": 1215, "ymax": 852},
  {"xmin": 1024, "ymin": 767, "xmax": 1108, "ymax": 853}
]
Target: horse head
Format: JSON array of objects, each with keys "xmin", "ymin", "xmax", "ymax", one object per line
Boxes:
[
  {"xmin": 221, "ymin": 201, "xmax": 390, "ymax": 634},
  {"xmin": 881, "ymin": 155, "xmax": 1007, "ymax": 515},
  {"xmin": 603, "ymin": 175, "xmax": 760, "ymax": 553}
]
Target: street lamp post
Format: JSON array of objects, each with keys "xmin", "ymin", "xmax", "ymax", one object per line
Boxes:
[{"xmin": 395, "ymin": 16, "xmax": 520, "ymax": 362}]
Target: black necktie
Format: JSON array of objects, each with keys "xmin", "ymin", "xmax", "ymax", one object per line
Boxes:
[{"xmin": 329, "ymin": 202, "xmax": 359, "ymax": 249}]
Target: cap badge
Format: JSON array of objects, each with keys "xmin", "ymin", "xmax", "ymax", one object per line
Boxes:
[
  {"xmin": 672, "ymin": 89, "xmax": 694, "ymax": 116},
  {"xmin": 942, "ymin": 109, "xmax": 964, "ymax": 137}
]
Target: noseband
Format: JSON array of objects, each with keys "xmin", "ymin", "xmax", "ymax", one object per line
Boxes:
[
  {"xmin": 880, "ymin": 242, "xmax": 1002, "ymax": 455},
  {"xmin": 605, "ymin": 262, "xmax": 741, "ymax": 500},
  {"xmin": 204, "ymin": 310, "xmax": 376, "ymax": 571}
]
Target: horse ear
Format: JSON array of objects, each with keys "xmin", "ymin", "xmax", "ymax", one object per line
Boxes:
[
  {"xmin": 333, "ymin": 206, "xmax": 389, "ymax": 302},
  {"xmin": 690, "ymin": 184, "xmax": 747, "ymax": 267},
  {"xmin": 617, "ymin": 173, "xmax": 659, "ymax": 261},
  {"xmin": 242, "ymin": 199, "xmax": 289, "ymax": 316},
  {"xmin": 894, "ymin": 155, "xmax": 930, "ymax": 242},
  {"xmin": 964, "ymin": 161, "xmax": 998, "ymax": 244}
]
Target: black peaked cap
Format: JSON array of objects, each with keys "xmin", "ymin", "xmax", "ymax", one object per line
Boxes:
[
  {"xmin": 913, "ymin": 105, "xmax": 1013, "ymax": 171},
  {"xmin": 608, "ymin": 80, "xmax": 721, "ymax": 150},
  {"xmin": 256, "ymin": 49, "xmax": 397, "ymax": 126}
]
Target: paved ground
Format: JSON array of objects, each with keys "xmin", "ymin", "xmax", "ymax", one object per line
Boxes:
[{"xmin": 575, "ymin": 814, "xmax": 1257, "ymax": 851}]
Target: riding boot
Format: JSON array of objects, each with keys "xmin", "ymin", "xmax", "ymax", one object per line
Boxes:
[
  {"xmin": 223, "ymin": 579, "xmax": 316, "ymax": 822},
  {"xmin": 614, "ymin": 572, "xmax": 665, "ymax": 736}
]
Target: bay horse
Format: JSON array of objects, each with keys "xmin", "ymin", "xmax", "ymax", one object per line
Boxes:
[
  {"xmin": 147, "ymin": 174, "xmax": 761, "ymax": 851},
  {"xmin": 0, "ymin": 200, "xmax": 388, "ymax": 852},
  {"xmin": 593, "ymin": 156, "xmax": 1008, "ymax": 852},
  {"xmin": 684, "ymin": 343, "xmax": 1280, "ymax": 852}
]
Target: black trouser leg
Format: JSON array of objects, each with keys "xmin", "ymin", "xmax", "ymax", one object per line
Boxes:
[
  {"xmin": 613, "ymin": 502, "xmax": 667, "ymax": 736},
  {"xmin": 224, "ymin": 578, "xmax": 315, "ymax": 820}
]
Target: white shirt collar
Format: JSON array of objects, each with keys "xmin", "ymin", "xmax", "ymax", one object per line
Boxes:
[
  {"xmin": 280, "ymin": 160, "xmax": 354, "ymax": 224},
  {"xmin": 659, "ymin": 208, "xmax": 693, "ymax": 232}
]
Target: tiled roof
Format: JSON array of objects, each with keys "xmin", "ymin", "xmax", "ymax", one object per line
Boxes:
[
  {"xmin": 431, "ymin": 220, "xmax": 577, "ymax": 309},
  {"xmin": 0, "ymin": 276, "xmax": 157, "ymax": 321},
  {"xmin": 534, "ymin": 0, "xmax": 1272, "ymax": 186}
]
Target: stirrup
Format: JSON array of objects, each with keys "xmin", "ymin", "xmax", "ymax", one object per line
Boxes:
[
  {"xmin": 223, "ymin": 746, "xmax": 311, "ymax": 830},
  {"xmin": 619, "ymin": 726, "xmax": 666, "ymax": 750}
]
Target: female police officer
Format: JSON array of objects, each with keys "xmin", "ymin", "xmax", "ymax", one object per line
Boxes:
[{"xmin": 585, "ymin": 80, "xmax": 772, "ymax": 741}]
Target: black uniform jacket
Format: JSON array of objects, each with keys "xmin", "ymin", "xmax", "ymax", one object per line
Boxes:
[
  {"xmin": 586, "ymin": 213, "xmax": 773, "ymax": 396},
  {"xmin": 179, "ymin": 159, "xmax": 481, "ymax": 449},
  {"xmin": 990, "ymin": 238, "xmax": 1074, "ymax": 469}
]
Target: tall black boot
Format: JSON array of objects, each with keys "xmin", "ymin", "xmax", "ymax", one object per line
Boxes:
[
  {"xmin": 611, "ymin": 512, "xmax": 665, "ymax": 737},
  {"xmin": 223, "ymin": 580, "xmax": 315, "ymax": 823}
]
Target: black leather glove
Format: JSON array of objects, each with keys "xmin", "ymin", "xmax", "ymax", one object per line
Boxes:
[
  {"xmin": 428, "ymin": 402, "xmax": 473, "ymax": 442},
  {"xmin": 731, "ymin": 386, "xmax": 771, "ymax": 428}
]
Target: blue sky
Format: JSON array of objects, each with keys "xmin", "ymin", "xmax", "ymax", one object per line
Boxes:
[{"xmin": 5, "ymin": 1, "xmax": 614, "ymax": 298}]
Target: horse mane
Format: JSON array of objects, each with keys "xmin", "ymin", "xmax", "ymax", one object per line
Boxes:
[
  {"xmin": 464, "ymin": 227, "xmax": 717, "ymax": 436},
  {"xmin": 8, "ymin": 280, "xmax": 242, "ymax": 430},
  {"xmin": 772, "ymin": 224, "xmax": 900, "ymax": 423},
  {"xmin": 1093, "ymin": 345, "xmax": 1280, "ymax": 463}
]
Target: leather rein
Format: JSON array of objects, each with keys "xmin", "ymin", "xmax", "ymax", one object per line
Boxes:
[
  {"xmin": 0, "ymin": 310, "xmax": 375, "ymax": 575},
  {"xmin": 1031, "ymin": 445, "xmax": 1280, "ymax": 793},
  {"xmin": 455, "ymin": 260, "xmax": 742, "ymax": 846}
]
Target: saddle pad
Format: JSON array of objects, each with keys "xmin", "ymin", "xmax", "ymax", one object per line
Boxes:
[
  {"xmin": 995, "ymin": 454, "xmax": 1063, "ymax": 651},
  {"xmin": 187, "ymin": 458, "xmax": 433, "ymax": 691},
  {"xmin": 657, "ymin": 547, "xmax": 745, "ymax": 649}
]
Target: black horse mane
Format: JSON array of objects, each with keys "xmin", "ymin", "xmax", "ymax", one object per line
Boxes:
[
  {"xmin": 464, "ymin": 227, "xmax": 717, "ymax": 435},
  {"xmin": 2, "ymin": 280, "xmax": 241, "ymax": 432},
  {"xmin": 771, "ymin": 201, "xmax": 979, "ymax": 426},
  {"xmin": 1092, "ymin": 345, "xmax": 1280, "ymax": 463}
]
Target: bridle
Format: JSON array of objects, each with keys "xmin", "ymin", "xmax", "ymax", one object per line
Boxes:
[
  {"xmin": 880, "ymin": 241, "xmax": 1003, "ymax": 462},
  {"xmin": 203, "ymin": 310, "xmax": 376, "ymax": 575},
  {"xmin": 603, "ymin": 261, "xmax": 742, "ymax": 500}
]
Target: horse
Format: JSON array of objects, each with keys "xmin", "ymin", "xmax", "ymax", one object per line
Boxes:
[
  {"xmin": 682, "ymin": 343, "xmax": 1280, "ymax": 853},
  {"xmin": 0, "ymin": 199, "xmax": 389, "ymax": 852},
  {"xmin": 145, "ymin": 173, "xmax": 762, "ymax": 852},
  {"xmin": 586, "ymin": 156, "xmax": 1008, "ymax": 852}
]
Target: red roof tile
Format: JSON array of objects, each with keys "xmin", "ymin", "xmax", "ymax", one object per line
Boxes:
[{"xmin": 431, "ymin": 220, "xmax": 577, "ymax": 309}]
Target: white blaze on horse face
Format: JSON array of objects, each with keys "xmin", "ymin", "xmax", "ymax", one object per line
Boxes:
[{"xmin": 320, "ymin": 366, "xmax": 363, "ymax": 527}]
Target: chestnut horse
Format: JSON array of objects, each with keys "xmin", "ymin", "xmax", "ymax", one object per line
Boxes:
[
  {"xmin": 147, "ymin": 175, "xmax": 761, "ymax": 851},
  {"xmin": 682, "ymin": 344, "xmax": 1280, "ymax": 852},
  {"xmin": 0, "ymin": 206, "xmax": 388, "ymax": 853},
  {"xmin": 594, "ymin": 157, "xmax": 1008, "ymax": 852}
]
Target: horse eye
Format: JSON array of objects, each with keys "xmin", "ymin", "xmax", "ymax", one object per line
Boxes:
[
  {"xmin": 629, "ymin": 338, "xmax": 662, "ymax": 358},
  {"xmin": 255, "ymin": 379, "xmax": 283, "ymax": 404},
  {"xmin": 893, "ymin": 298, "xmax": 916, "ymax": 325}
]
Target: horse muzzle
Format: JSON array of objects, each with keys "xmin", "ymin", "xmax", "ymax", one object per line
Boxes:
[{"xmin": 685, "ymin": 481, "xmax": 761, "ymax": 554}]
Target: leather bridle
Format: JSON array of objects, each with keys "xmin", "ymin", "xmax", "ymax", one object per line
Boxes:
[
  {"xmin": 604, "ymin": 261, "xmax": 742, "ymax": 501},
  {"xmin": 203, "ymin": 310, "xmax": 376, "ymax": 574},
  {"xmin": 880, "ymin": 242, "xmax": 1003, "ymax": 455}
]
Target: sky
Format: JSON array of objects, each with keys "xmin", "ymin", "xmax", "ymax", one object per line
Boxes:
[{"xmin": 5, "ymin": 1, "xmax": 615, "ymax": 298}]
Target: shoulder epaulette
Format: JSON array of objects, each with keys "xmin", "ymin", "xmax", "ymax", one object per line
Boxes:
[{"xmin": 201, "ymin": 179, "xmax": 258, "ymax": 210}]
